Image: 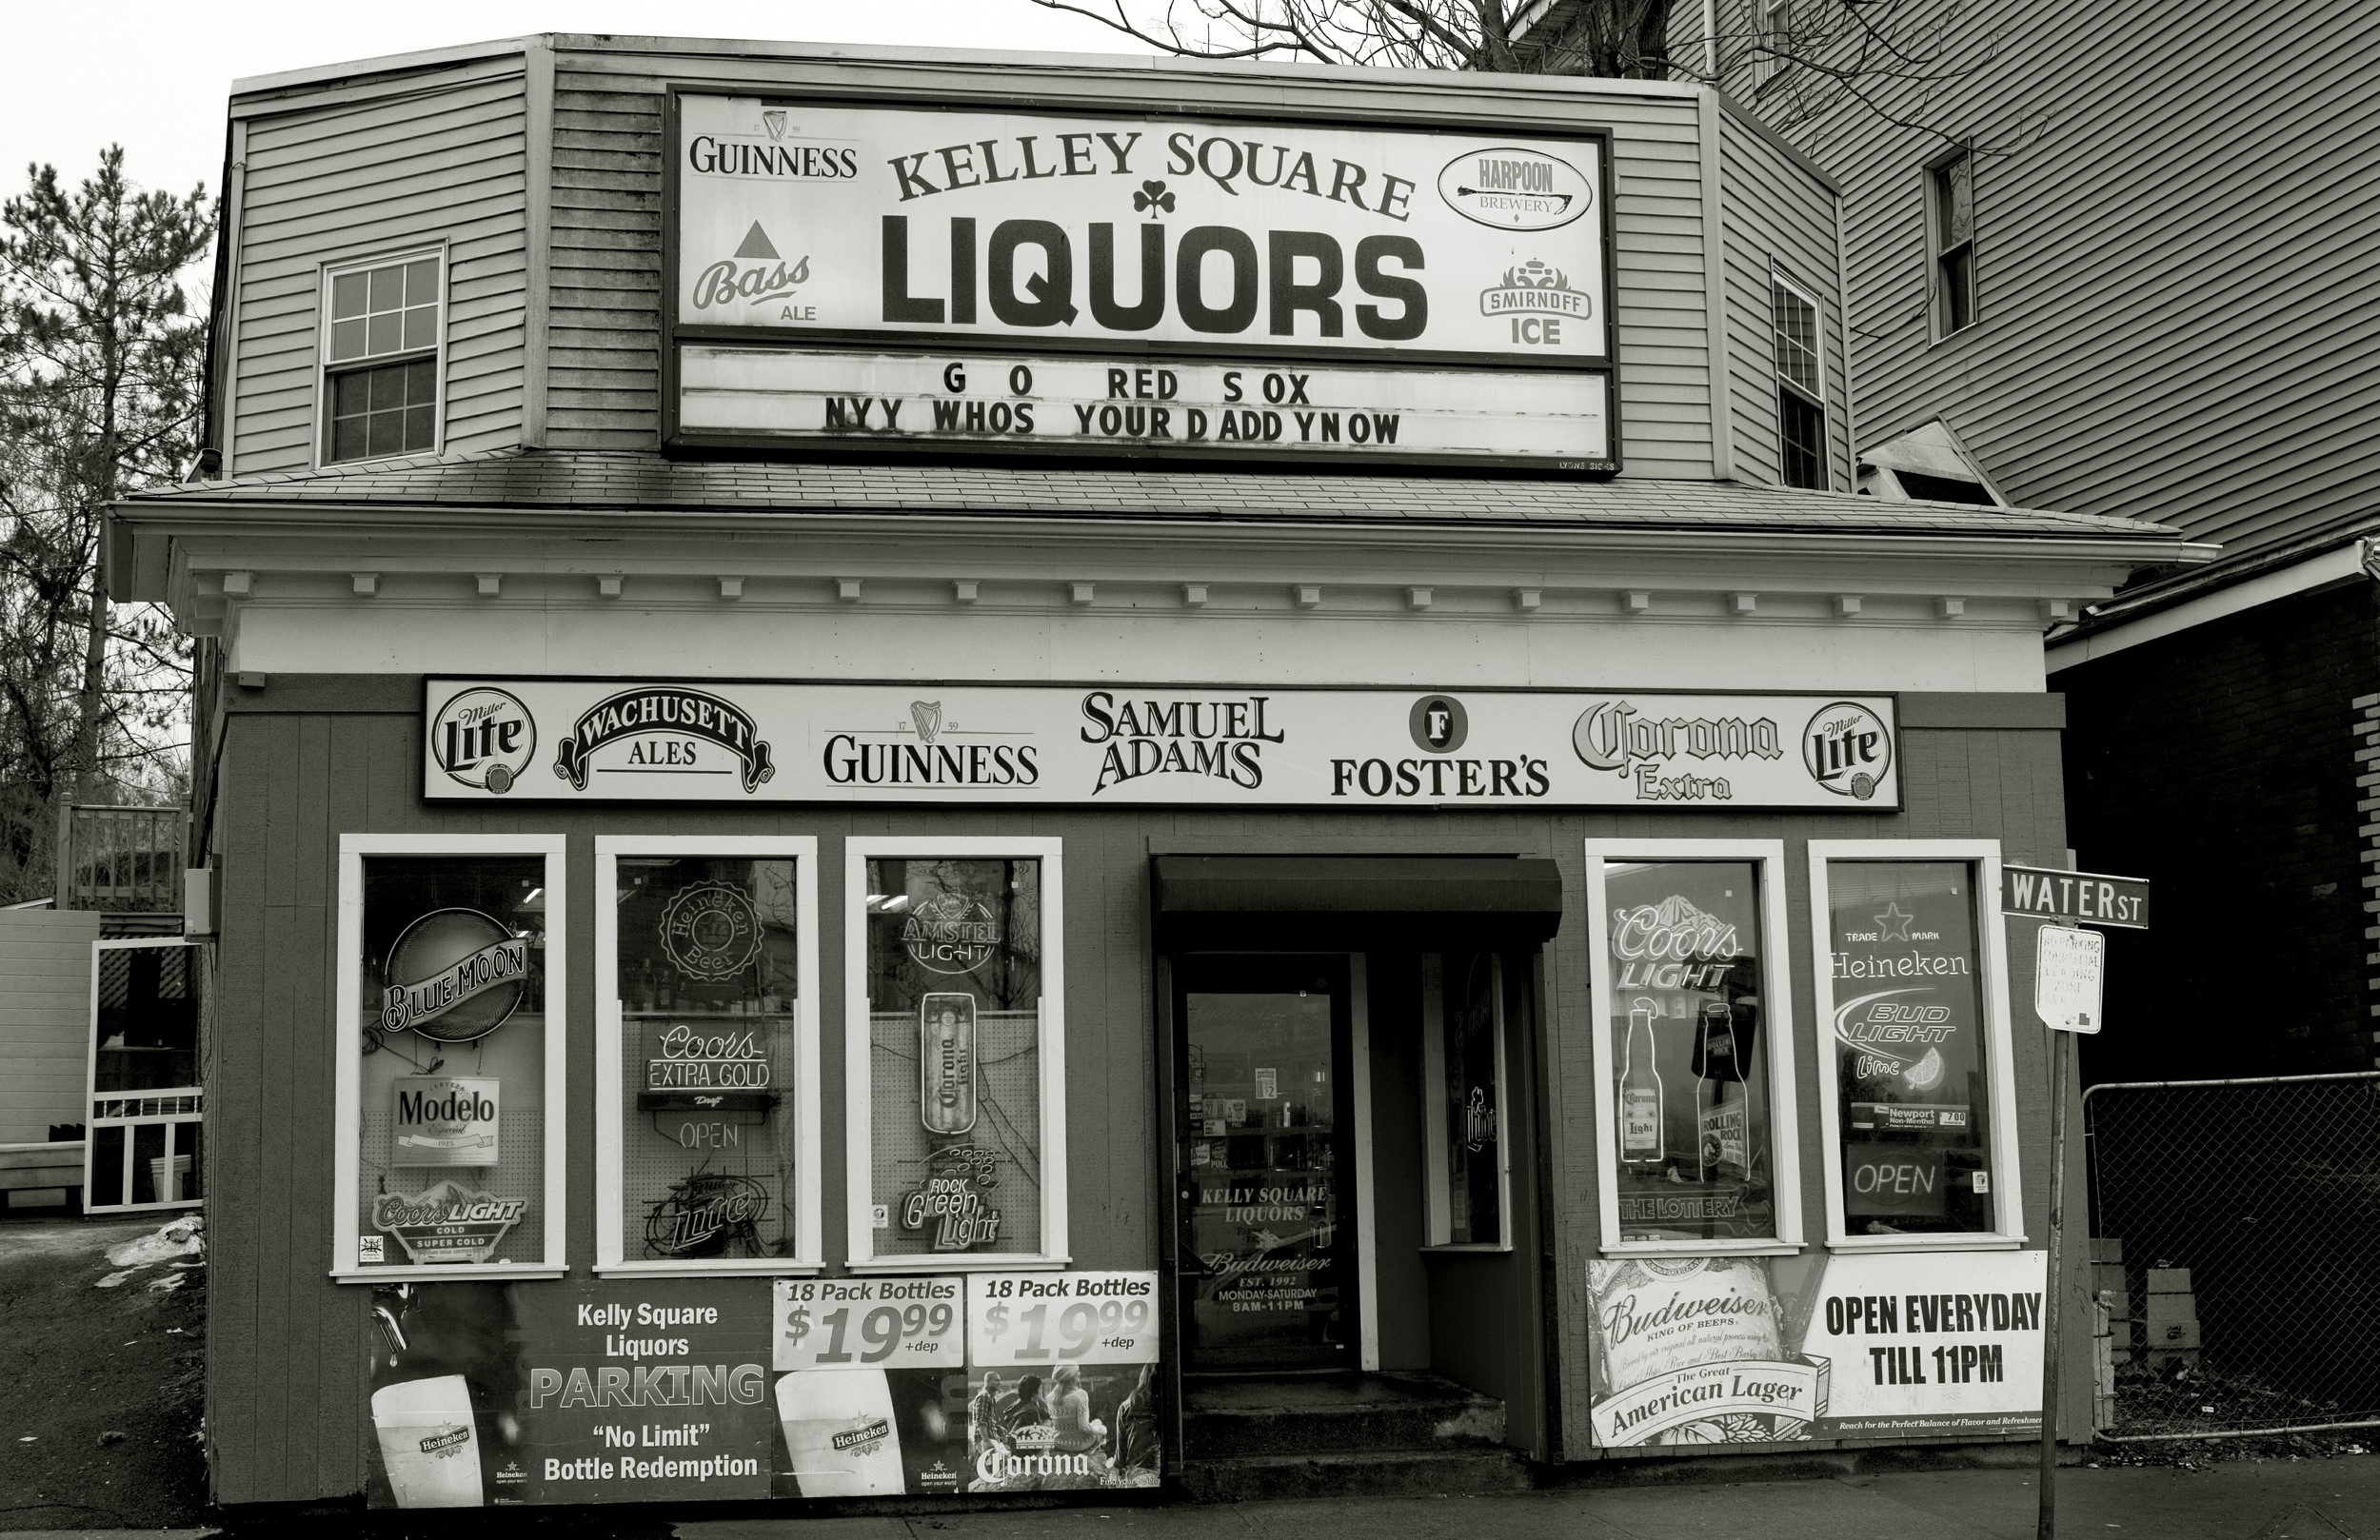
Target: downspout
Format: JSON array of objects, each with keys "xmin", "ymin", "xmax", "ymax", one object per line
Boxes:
[
  {"xmin": 1703, "ymin": 0, "xmax": 1719, "ymax": 77},
  {"xmin": 1835, "ymin": 187, "xmax": 1857, "ymax": 491}
]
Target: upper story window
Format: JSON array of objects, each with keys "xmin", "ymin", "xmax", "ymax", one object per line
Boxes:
[
  {"xmin": 1929, "ymin": 150, "xmax": 1977, "ymax": 337},
  {"xmin": 1771, "ymin": 270, "xmax": 1827, "ymax": 489},
  {"xmin": 1750, "ymin": 0, "xmax": 1793, "ymax": 91},
  {"xmin": 322, "ymin": 250, "xmax": 443, "ymax": 465}
]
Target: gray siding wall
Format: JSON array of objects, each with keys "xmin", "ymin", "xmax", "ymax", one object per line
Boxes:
[
  {"xmin": 545, "ymin": 43, "xmax": 1721, "ymax": 477},
  {"xmin": 1780, "ymin": 0, "xmax": 2380, "ymax": 557},
  {"xmin": 204, "ymin": 691, "xmax": 2085, "ymax": 1501},
  {"xmin": 0, "ymin": 909, "xmax": 103, "ymax": 1145},
  {"xmin": 1718, "ymin": 105, "xmax": 1850, "ymax": 491},
  {"xmin": 229, "ymin": 57, "xmax": 529, "ymax": 475}
]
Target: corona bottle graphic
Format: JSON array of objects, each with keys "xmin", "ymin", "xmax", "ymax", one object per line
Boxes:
[{"xmin": 1619, "ymin": 998, "xmax": 1664, "ymax": 1167}]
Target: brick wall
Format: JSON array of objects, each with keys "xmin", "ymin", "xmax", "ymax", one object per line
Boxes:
[{"xmin": 2060, "ymin": 580, "xmax": 2380, "ymax": 1081}]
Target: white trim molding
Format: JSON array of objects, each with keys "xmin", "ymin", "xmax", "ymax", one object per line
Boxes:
[
  {"xmin": 1582, "ymin": 839, "xmax": 1803, "ymax": 1258},
  {"xmin": 2048, "ymin": 541, "xmax": 2367, "ymax": 672},
  {"xmin": 843, "ymin": 836, "xmax": 1069, "ymax": 1273},
  {"xmin": 331, "ymin": 833, "xmax": 568, "ymax": 1283},
  {"xmin": 592, "ymin": 836, "xmax": 822, "ymax": 1278},
  {"xmin": 1805, "ymin": 839, "xmax": 2026, "ymax": 1254}
]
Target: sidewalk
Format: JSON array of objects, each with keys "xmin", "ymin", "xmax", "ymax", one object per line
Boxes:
[
  {"xmin": 673, "ymin": 1459, "xmax": 2378, "ymax": 1540},
  {"xmin": 12, "ymin": 1456, "xmax": 2373, "ymax": 1540}
]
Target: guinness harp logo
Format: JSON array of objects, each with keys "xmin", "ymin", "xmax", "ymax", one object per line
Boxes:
[{"xmin": 910, "ymin": 701, "xmax": 943, "ymax": 745}]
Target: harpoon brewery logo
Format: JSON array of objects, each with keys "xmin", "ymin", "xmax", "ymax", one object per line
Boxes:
[
  {"xmin": 1438, "ymin": 146, "xmax": 1593, "ymax": 229},
  {"xmin": 552, "ymin": 687, "xmax": 776, "ymax": 793}
]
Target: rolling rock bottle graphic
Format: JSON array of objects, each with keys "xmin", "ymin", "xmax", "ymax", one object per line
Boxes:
[
  {"xmin": 1693, "ymin": 999, "xmax": 1755, "ymax": 1182},
  {"xmin": 1619, "ymin": 998, "xmax": 1665, "ymax": 1171}
]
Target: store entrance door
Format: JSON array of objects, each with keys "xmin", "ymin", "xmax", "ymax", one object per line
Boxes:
[{"xmin": 1174, "ymin": 955, "xmax": 1358, "ymax": 1373}]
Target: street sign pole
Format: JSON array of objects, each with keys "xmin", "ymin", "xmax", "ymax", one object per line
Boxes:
[
  {"xmin": 2038, "ymin": 1023, "xmax": 2071, "ymax": 1540},
  {"xmin": 2032, "ymin": 918, "xmax": 2106, "ymax": 1540}
]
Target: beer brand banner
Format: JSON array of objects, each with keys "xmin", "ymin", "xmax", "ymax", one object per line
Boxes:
[
  {"xmin": 1583, "ymin": 1251, "xmax": 2046, "ymax": 1448},
  {"xmin": 367, "ymin": 1272, "xmax": 1160, "ymax": 1509},
  {"xmin": 425, "ymin": 680, "xmax": 1901, "ymax": 811},
  {"xmin": 666, "ymin": 92, "xmax": 1615, "ymax": 470}
]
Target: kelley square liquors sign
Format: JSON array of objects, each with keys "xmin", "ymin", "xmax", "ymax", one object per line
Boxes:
[
  {"xmin": 425, "ymin": 681, "xmax": 1897, "ymax": 810},
  {"xmin": 664, "ymin": 90, "xmax": 1615, "ymax": 471}
]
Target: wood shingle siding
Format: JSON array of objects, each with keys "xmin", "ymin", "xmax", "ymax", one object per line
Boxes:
[
  {"xmin": 231, "ymin": 59, "xmax": 529, "ymax": 475},
  {"xmin": 1778, "ymin": 0, "xmax": 2380, "ymax": 560}
]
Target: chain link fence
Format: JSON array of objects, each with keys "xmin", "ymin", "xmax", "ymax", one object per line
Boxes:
[{"xmin": 2085, "ymin": 1073, "xmax": 2380, "ymax": 1441}]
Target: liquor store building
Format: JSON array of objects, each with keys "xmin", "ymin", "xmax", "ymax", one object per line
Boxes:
[{"xmin": 113, "ymin": 35, "xmax": 2205, "ymax": 1512}]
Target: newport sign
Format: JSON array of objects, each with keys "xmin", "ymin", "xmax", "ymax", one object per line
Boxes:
[{"xmin": 664, "ymin": 90, "xmax": 1616, "ymax": 471}]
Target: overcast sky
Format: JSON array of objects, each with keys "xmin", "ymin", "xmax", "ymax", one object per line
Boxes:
[{"xmin": 0, "ymin": 0, "xmax": 1154, "ymax": 201}]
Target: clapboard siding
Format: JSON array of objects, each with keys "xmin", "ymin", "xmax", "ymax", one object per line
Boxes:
[
  {"xmin": 1775, "ymin": 0, "xmax": 2380, "ymax": 559},
  {"xmin": 1718, "ymin": 108, "xmax": 1850, "ymax": 491},
  {"xmin": 545, "ymin": 47, "xmax": 1721, "ymax": 474},
  {"xmin": 0, "ymin": 910, "xmax": 102, "ymax": 1145},
  {"xmin": 230, "ymin": 63, "xmax": 529, "ymax": 475}
]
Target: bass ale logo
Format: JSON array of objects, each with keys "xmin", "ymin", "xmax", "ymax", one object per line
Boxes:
[{"xmin": 552, "ymin": 687, "xmax": 777, "ymax": 793}]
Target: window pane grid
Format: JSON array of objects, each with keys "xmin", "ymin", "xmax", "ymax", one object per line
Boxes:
[
  {"xmin": 1779, "ymin": 388, "xmax": 1826, "ymax": 490},
  {"xmin": 330, "ymin": 358, "xmax": 437, "ymax": 464},
  {"xmin": 1771, "ymin": 280, "xmax": 1821, "ymax": 397},
  {"xmin": 327, "ymin": 255, "xmax": 439, "ymax": 365}
]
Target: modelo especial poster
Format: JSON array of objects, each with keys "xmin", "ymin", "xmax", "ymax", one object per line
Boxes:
[{"xmin": 366, "ymin": 1272, "xmax": 1160, "ymax": 1507}]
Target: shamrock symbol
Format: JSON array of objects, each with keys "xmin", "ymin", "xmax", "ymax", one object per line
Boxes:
[{"xmin": 1133, "ymin": 179, "xmax": 1177, "ymax": 218}]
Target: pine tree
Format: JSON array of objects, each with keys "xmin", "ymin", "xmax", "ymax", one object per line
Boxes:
[{"xmin": 0, "ymin": 147, "xmax": 212, "ymax": 900}]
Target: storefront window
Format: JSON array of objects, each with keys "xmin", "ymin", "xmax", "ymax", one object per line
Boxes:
[
  {"xmin": 1811, "ymin": 847, "xmax": 2018, "ymax": 1244},
  {"xmin": 846, "ymin": 839, "xmax": 1067, "ymax": 1270},
  {"xmin": 595, "ymin": 839, "xmax": 822, "ymax": 1273},
  {"xmin": 1422, "ymin": 953, "xmax": 1506, "ymax": 1247},
  {"xmin": 1585, "ymin": 842, "xmax": 1801, "ymax": 1253},
  {"xmin": 333, "ymin": 836, "xmax": 568, "ymax": 1278}
]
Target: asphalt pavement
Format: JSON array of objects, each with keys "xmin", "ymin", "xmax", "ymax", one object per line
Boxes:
[{"xmin": 12, "ymin": 1455, "xmax": 2374, "ymax": 1540}]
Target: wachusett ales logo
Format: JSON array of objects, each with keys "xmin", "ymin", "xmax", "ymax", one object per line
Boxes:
[{"xmin": 552, "ymin": 688, "xmax": 777, "ymax": 793}]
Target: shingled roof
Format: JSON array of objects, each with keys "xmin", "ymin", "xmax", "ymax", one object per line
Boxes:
[{"xmin": 130, "ymin": 446, "xmax": 2188, "ymax": 543}]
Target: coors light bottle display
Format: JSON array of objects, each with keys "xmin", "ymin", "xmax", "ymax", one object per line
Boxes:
[{"xmin": 1602, "ymin": 861, "xmax": 1776, "ymax": 1242}]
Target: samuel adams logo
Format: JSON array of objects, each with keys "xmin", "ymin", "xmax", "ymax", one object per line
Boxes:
[
  {"xmin": 1802, "ymin": 701, "xmax": 1892, "ymax": 800},
  {"xmin": 432, "ymin": 687, "xmax": 535, "ymax": 794},
  {"xmin": 553, "ymin": 687, "xmax": 777, "ymax": 793}
]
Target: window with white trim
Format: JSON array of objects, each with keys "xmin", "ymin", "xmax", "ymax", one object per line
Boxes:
[
  {"xmin": 1420, "ymin": 952, "xmax": 1511, "ymax": 1249},
  {"xmin": 321, "ymin": 249, "xmax": 443, "ymax": 464},
  {"xmin": 332, "ymin": 835, "xmax": 567, "ymax": 1280},
  {"xmin": 1772, "ymin": 270, "xmax": 1828, "ymax": 490},
  {"xmin": 1584, "ymin": 840, "xmax": 1802, "ymax": 1254},
  {"xmin": 1808, "ymin": 840, "xmax": 2025, "ymax": 1249},
  {"xmin": 594, "ymin": 838, "xmax": 822, "ymax": 1275},
  {"xmin": 1929, "ymin": 149, "xmax": 1977, "ymax": 338},
  {"xmin": 1749, "ymin": 0, "xmax": 1793, "ymax": 91},
  {"xmin": 845, "ymin": 838, "xmax": 1068, "ymax": 1271}
]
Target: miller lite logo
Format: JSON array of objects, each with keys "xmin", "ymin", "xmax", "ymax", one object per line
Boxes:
[
  {"xmin": 431, "ymin": 687, "xmax": 536, "ymax": 794},
  {"xmin": 1802, "ymin": 701, "xmax": 1892, "ymax": 800}
]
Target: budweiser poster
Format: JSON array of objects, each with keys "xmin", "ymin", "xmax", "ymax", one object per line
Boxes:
[
  {"xmin": 425, "ymin": 680, "xmax": 1900, "ymax": 811},
  {"xmin": 1585, "ymin": 1251, "xmax": 2047, "ymax": 1447}
]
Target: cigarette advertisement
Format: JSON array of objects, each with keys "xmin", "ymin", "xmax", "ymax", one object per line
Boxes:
[
  {"xmin": 366, "ymin": 1270, "xmax": 1159, "ymax": 1508},
  {"xmin": 1584, "ymin": 1251, "xmax": 2045, "ymax": 1448}
]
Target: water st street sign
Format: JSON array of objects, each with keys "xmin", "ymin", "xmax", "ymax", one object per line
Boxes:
[{"xmin": 2001, "ymin": 865, "xmax": 2150, "ymax": 930}]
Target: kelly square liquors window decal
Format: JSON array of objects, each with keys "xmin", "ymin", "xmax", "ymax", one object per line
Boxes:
[
  {"xmin": 1600, "ymin": 860, "xmax": 1778, "ymax": 1244},
  {"xmin": 608, "ymin": 852, "xmax": 810, "ymax": 1264},
  {"xmin": 354, "ymin": 855, "xmax": 551, "ymax": 1268},
  {"xmin": 1824, "ymin": 859, "xmax": 1997, "ymax": 1235},
  {"xmin": 862, "ymin": 855, "xmax": 1046, "ymax": 1259}
]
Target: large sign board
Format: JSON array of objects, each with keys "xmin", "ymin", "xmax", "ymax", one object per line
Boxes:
[
  {"xmin": 1585, "ymin": 1251, "xmax": 2047, "ymax": 1448},
  {"xmin": 665, "ymin": 90, "xmax": 1616, "ymax": 471},
  {"xmin": 424, "ymin": 680, "xmax": 1901, "ymax": 811}
]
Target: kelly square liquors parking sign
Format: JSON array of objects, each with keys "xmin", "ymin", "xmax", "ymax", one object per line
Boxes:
[{"xmin": 665, "ymin": 90, "xmax": 1615, "ymax": 470}]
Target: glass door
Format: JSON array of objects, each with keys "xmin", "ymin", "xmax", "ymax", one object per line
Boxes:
[{"xmin": 1174, "ymin": 956, "xmax": 1356, "ymax": 1373}]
